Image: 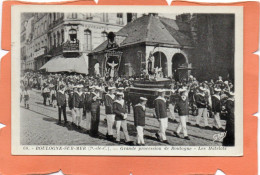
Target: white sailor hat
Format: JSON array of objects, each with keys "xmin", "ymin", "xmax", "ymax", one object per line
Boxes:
[
  {"xmin": 95, "ymin": 86, "xmax": 101, "ymax": 90},
  {"xmin": 157, "ymin": 89, "xmax": 165, "ymax": 93},
  {"xmin": 118, "ymin": 87, "xmax": 124, "ymax": 90},
  {"xmin": 229, "ymin": 91, "xmax": 235, "ymax": 96},
  {"xmin": 140, "ymin": 97, "xmax": 148, "ymax": 101},
  {"xmin": 178, "ymin": 88, "xmax": 186, "ymax": 93},
  {"xmin": 214, "ymin": 88, "xmax": 221, "ymax": 92},
  {"xmin": 116, "ymin": 92, "xmax": 124, "ymax": 96},
  {"xmin": 199, "ymin": 87, "xmax": 205, "ymax": 91},
  {"xmin": 108, "ymin": 86, "xmax": 115, "ymax": 90},
  {"xmin": 77, "ymin": 84, "xmax": 84, "ymax": 88},
  {"xmin": 224, "ymin": 81, "xmax": 229, "ymax": 85}
]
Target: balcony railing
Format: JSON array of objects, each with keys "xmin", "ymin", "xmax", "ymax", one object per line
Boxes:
[{"xmin": 63, "ymin": 40, "xmax": 80, "ymax": 52}]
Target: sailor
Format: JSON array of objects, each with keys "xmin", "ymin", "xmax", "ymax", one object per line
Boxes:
[
  {"xmin": 104, "ymin": 87, "xmax": 116, "ymax": 141},
  {"xmin": 174, "ymin": 88, "xmax": 190, "ymax": 140},
  {"xmin": 154, "ymin": 89, "xmax": 169, "ymax": 144},
  {"xmin": 68, "ymin": 86, "xmax": 76, "ymax": 126},
  {"xmin": 90, "ymin": 86, "xmax": 101, "ymax": 137},
  {"xmin": 113, "ymin": 92, "xmax": 133, "ymax": 145},
  {"xmin": 223, "ymin": 91, "xmax": 235, "ymax": 146},
  {"xmin": 22, "ymin": 86, "xmax": 30, "ymax": 109},
  {"xmin": 134, "ymin": 97, "xmax": 148, "ymax": 146},
  {"xmin": 84, "ymin": 86, "xmax": 92, "ymax": 132},
  {"xmin": 169, "ymin": 85, "xmax": 179, "ymax": 123},
  {"xmin": 50, "ymin": 84, "xmax": 57, "ymax": 108},
  {"xmin": 72, "ymin": 85, "xmax": 84, "ymax": 130},
  {"xmin": 117, "ymin": 87, "xmax": 125, "ymax": 98},
  {"xmin": 195, "ymin": 87, "xmax": 211, "ymax": 129},
  {"xmin": 57, "ymin": 84, "xmax": 68, "ymax": 125},
  {"xmin": 211, "ymin": 88, "xmax": 224, "ymax": 131}
]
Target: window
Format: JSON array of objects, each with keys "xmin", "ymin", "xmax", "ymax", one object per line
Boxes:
[
  {"xmin": 84, "ymin": 30, "xmax": 91, "ymax": 51},
  {"xmin": 54, "ymin": 33, "xmax": 57, "ymax": 47},
  {"xmin": 86, "ymin": 13, "xmax": 92, "ymax": 19},
  {"xmin": 69, "ymin": 29, "xmax": 77, "ymax": 42},
  {"xmin": 57, "ymin": 31, "xmax": 60, "ymax": 46},
  {"xmin": 49, "ymin": 13, "xmax": 52, "ymax": 24},
  {"xmin": 101, "ymin": 31, "xmax": 107, "ymax": 42},
  {"xmin": 72, "ymin": 13, "xmax": 77, "ymax": 19},
  {"xmin": 116, "ymin": 13, "xmax": 124, "ymax": 25},
  {"xmin": 57, "ymin": 13, "xmax": 60, "ymax": 19},
  {"xmin": 53, "ymin": 13, "xmax": 56, "ymax": 21},
  {"xmin": 45, "ymin": 21, "xmax": 47, "ymax": 30},
  {"xmin": 61, "ymin": 29, "xmax": 64, "ymax": 43},
  {"xmin": 102, "ymin": 13, "xmax": 108, "ymax": 22},
  {"xmin": 50, "ymin": 35, "xmax": 52, "ymax": 47}
]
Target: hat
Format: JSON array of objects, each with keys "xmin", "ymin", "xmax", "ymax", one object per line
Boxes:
[
  {"xmin": 178, "ymin": 88, "xmax": 186, "ymax": 93},
  {"xmin": 108, "ymin": 87, "xmax": 115, "ymax": 90},
  {"xmin": 229, "ymin": 91, "xmax": 235, "ymax": 96},
  {"xmin": 77, "ymin": 84, "xmax": 84, "ymax": 88},
  {"xmin": 224, "ymin": 81, "xmax": 229, "ymax": 85},
  {"xmin": 157, "ymin": 89, "xmax": 165, "ymax": 93},
  {"xmin": 214, "ymin": 88, "xmax": 221, "ymax": 92},
  {"xmin": 140, "ymin": 97, "xmax": 148, "ymax": 101},
  {"xmin": 118, "ymin": 87, "xmax": 124, "ymax": 90},
  {"xmin": 116, "ymin": 92, "xmax": 124, "ymax": 96},
  {"xmin": 95, "ymin": 86, "xmax": 101, "ymax": 90},
  {"xmin": 89, "ymin": 86, "xmax": 95, "ymax": 89},
  {"xmin": 199, "ymin": 87, "xmax": 205, "ymax": 91}
]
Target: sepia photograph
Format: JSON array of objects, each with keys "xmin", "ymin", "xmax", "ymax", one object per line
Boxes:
[{"xmin": 11, "ymin": 5, "xmax": 243, "ymax": 156}]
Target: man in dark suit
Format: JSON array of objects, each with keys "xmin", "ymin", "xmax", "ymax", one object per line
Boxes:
[
  {"xmin": 154, "ymin": 89, "xmax": 169, "ymax": 144},
  {"xmin": 57, "ymin": 85, "xmax": 67, "ymax": 125},
  {"xmin": 134, "ymin": 97, "xmax": 147, "ymax": 146}
]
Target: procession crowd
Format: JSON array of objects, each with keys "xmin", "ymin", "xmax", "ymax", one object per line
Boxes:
[{"xmin": 20, "ymin": 72, "xmax": 235, "ymax": 146}]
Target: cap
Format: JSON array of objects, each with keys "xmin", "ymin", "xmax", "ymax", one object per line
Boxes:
[
  {"xmin": 140, "ymin": 97, "xmax": 148, "ymax": 101},
  {"xmin": 229, "ymin": 91, "xmax": 235, "ymax": 96},
  {"xmin": 116, "ymin": 92, "xmax": 124, "ymax": 96},
  {"xmin": 77, "ymin": 84, "xmax": 84, "ymax": 88},
  {"xmin": 178, "ymin": 88, "xmax": 186, "ymax": 93},
  {"xmin": 199, "ymin": 87, "xmax": 205, "ymax": 91},
  {"xmin": 157, "ymin": 89, "xmax": 165, "ymax": 93},
  {"xmin": 118, "ymin": 87, "xmax": 124, "ymax": 90},
  {"xmin": 214, "ymin": 88, "xmax": 221, "ymax": 92},
  {"xmin": 108, "ymin": 87, "xmax": 115, "ymax": 90}
]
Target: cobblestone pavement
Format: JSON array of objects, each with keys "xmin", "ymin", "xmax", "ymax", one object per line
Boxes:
[{"xmin": 20, "ymin": 89, "xmax": 224, "ymax": 146}]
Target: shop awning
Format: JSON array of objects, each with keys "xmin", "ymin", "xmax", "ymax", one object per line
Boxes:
[{"xmin": 40, "ymin": 55, "xmax": 88, "ymax": 74}]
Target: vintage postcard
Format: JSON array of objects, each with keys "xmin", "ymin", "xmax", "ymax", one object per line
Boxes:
[{"xmin": 11, "ymin": 5, "xmax": 243, "ymax": 156}]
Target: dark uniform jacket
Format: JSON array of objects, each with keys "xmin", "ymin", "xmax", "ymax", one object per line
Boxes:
[
  {"xmin": 195, "ymin": 93, "xmax": 207, "ymax": 108},
  {"xmin": 84, "ymin": 92, "xmax": 91, "ymax": 112},
  {"xmin": 113, "ymin": 100, "xmax": 127, "ymax": 121},
  {"xmin": 154, "ymin": 97, "xmax": 167, "ymax": 119},
  {"xmin": 104, "ymin": 94, "xmax": 115, "ymax": 114},
  {"xmin": 90, "ymin": 92, "xmax": 100, "ymax": 112},
  {"xmin": 211, "ymin": 94, "xmax": 221, "ymax": 112},
  {"xmin": 72, "ymin": 92, "xmax": 84, "ymax": 108},
  {"xmin": 134, "ymin": 104, "xmax": 146, "ymax": 127},
  {"xmin": 57, "ymin": 90, "xmax": 66, "ymax": 107},
  {"xmin": 175, "ymin": 97, "xmax": 189, "ymax": 116}
]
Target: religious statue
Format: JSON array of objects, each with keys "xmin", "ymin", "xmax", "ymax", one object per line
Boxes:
[
  {"xmin": 107, "ymin": 61, "xmax": 118, "ymax": 78},
  {"xmin": 94, "ymin": 63, "xmax": 100, "ymax": 76}
]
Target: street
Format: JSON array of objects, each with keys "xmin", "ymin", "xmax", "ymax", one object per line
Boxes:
[{"xmin": 20, "ymin": 89, "xmax": 224, "ymax": 146}]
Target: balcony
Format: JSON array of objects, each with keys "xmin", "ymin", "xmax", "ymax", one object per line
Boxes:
[{"xmin": 63, "ymin": 40, "xmax": 80, "ymax": 52}]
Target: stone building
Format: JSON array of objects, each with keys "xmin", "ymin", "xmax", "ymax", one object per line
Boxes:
[
  {"xmin": 40, "ymin": 13, "xmax": 128, "ymax": 74},
  {"xmin": 89, "ymin": 13, "xmax": 235, "ymax": 81},
  {"xmin": 89, "ymin": 13, "xmax": 193, "ymax": 80}
]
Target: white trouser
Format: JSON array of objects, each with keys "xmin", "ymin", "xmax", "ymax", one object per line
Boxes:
[
  {"xmin": 71, "ymin": 108, "xmax": 76, "ymax": 124},
  {"xmin": 176, "ymin": 115, "xmax": 188, "ymax": 137},
  {"xmin": 107, "ymin": 114, "xmax": 115, "ymax": 135},
  {"xmin": 86, "ymin": 112, "xmax": 91, "ymax": 130},
  {"xmin": 169, "ymin": 104, "xmax": 176, "ymax": 120},
  {"xmin": 74, "ymin": 108, "xmax": 83, "ymax": 126},
  {"xmin": 116, "ymin": 120, "xmax": 130, "ymax": 142},
  {"xmin": 213, "ymin": 112, "xmax": 222, "ymax": 128},
  {"xmin": 158, "ymin": 118, "xmax": 168, "ymax": 141},
  {"xmin": 136, "ymin": 126, "xmax": 145, "ymax": 144},
  {"xmin": 196, "ymin": 108, "xmax": 209, "ymax": 126}
]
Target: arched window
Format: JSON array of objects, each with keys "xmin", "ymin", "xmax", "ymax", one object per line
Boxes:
[
  {"xmin": 49, "ymin": 13, "xmax": 52, "ymax": 24},
  {"xmin": 69, "ymin": 29, "xmax": 77, "ymax": 42},
  {"xmin": 84, "ymin": 30, "xmax": 92, "ymax": 51},
  {"xmin": 101, "ymin": 31, "xmax": 107, "ymax": 42},
  {"xmin": 61, "ymin": 29, "xmax": 64, "ymax": 43},
  {"xmin": 57, "ymin": 31, "xmax": 60, "ymax": 46}
]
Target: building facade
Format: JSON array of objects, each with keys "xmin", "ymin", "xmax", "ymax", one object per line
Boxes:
[{"xmin": 21, "ymin": 13, "xmax": 128, "ymax": 74}]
